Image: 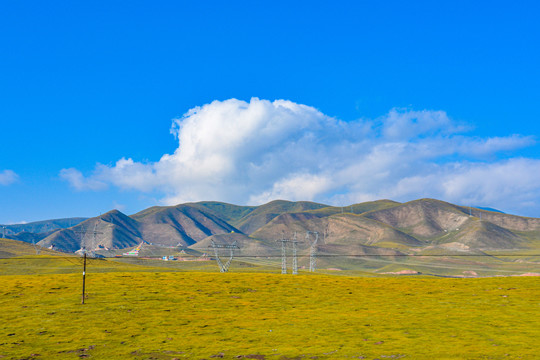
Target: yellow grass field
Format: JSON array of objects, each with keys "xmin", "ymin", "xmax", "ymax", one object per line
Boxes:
[{"xmin": 0, "ymin": 258, "xmax": 539, "ymax": 359}]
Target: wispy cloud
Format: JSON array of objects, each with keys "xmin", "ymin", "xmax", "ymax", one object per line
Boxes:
[
  {"xmin": 59, "ymin": 98, "xmax": 540, "ymax": 216},
  {"xmin": 59, "ymin": 168, "xmax": 107, "ymax": 191},
  {"xmin": 0, "ymin": 170, "xmax": 19, "ymax": 186}
]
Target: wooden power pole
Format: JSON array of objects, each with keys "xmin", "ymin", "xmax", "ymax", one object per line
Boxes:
[{"xmin": 81, "ymin": 251, "xmax": 87, "ymax": 304}]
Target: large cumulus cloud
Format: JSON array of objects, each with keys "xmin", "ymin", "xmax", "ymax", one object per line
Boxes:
[{"xmin": 60, "ymin": 98, "xmax": 540, "ymax": 216}]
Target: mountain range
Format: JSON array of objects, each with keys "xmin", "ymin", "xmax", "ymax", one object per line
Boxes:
[{"xmin": 2, "ymin": 198, "xmax": 539, "ymax": 258}]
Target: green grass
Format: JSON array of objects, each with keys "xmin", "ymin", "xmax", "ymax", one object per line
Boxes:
[
  {"xmin": 1, "ymin": 265, "xmax": 539, "ymax": 359},
  {"xmin": 0, "ymin": 256, "xmax": 166, "ymax": 275},
  {"xmin": 0, "ymin": 238, "xmax": 65, "ymax": 258}
]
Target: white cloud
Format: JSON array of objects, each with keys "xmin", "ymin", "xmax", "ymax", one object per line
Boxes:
[
  {"xmin": 249, "ymin": 173, "xmax": 333, "ymax": 204},
  {"xmin": 342, "ymin": 159, "xmax": 540, "ymax": 216},
  {"xmin": 381, "ymin": 108, "xmax": 467, "ymax": 139},
  {"xmin": 59, "ymin": 168, "xmax": 107, "ymax": 191},
  {"xmin": 0, "ymin": 170, "xmax": 19, "ymax": 186},
  {"xmin": 59, "ymin": 98, "xmax": 540, "ymax": 216}
]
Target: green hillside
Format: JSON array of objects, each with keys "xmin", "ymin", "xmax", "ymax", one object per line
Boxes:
[
  {"xmin": 0, "ymin": 238, "xmax": 64, "ymax": 258},
  {"xmin": 192, "ymin": 201, "xmax": 256, "ymax": 223}
]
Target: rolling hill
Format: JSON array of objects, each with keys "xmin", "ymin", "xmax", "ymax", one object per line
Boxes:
[
  {"xmin": 2, "ymin": 198, "xmax": 539, "ymax": 259},
  {"xmin": 0, "ymin": 237, "xmax": 67, "ymax": 258},
  {"xmin": 35, "ymin": 204, "xmax": 241, "ymax": 252},
  {"xmin": 1, "ymin": 217, "xmax": 87, "ymax": 243},
  {"xmin": 229, "ymin": 200, "xmax": 328, "ymax": 234}
]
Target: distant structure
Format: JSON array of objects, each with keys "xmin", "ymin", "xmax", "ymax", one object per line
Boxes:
[
  {"xmin": 73, "ymin": 227, "xmax": 87, "ymax": 254},
  {"xmin": 323, "ymin": 223, "xmax": 330, "ymax": 243},
  {"xmin": 277, "ymin": 232, "xmax": 300, "ymax": 275},
  {"xmin": 90, "ymin": 222, "xmax": 103, "ymax": 255},
  {"xmin": 210, "ymin": 240, "xmax": 239, "ymax": 273},
  {"xmin": 123, "ymin": 242, "xmax": 143, "ymax": 256},
  {"xmin": 306, "ymin": 231, "xmax": 319, "ymax": 272},
  {"xmin": 32, "ymin": 238, "xmax": 41, "ymax": 255}
]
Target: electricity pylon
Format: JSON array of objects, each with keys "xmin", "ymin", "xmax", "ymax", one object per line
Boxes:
[
  {"xmin": 32, "ymin": 238, "xmax": 41, "ymax": 255},
  {"xmin": 277, "ymin": 232, "xmax": 300, "ymax": 275},
  {"xmin": 210, "ymin": 240, "xmax": 239, "ymax": 272},
  {"xmin": 306, "ymin": 231, "xmax": 319, "ymax": 272}
]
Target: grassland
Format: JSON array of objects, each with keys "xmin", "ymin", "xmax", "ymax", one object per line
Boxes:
[
  {"xmin": 1, "ymin": 256, "xmax": 539, "ymax": 359},
  {"xmin": 0, "ymin": 238, "xmax": 65, "ymax": 259}
]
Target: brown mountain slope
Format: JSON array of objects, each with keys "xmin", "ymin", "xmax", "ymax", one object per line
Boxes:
[
  {"xmin": 38, "ymin": 229, "xmax": 86, "ymax": 252},
  {"xmin": 190, "ymin": 233, "xmax": 277, "ymax": 256},
  {"xmin": 38, "ymin": 210, "xmax": 143, "ymax": 252},
  {"xmin": 1, "ymin": 217, "xmax": 87, "ymax": 237},
  {"xmin": 363, "ymin": 198, "xmax": 472, "ymax": 239},
  {"xmin": 10, "ymin": 197, "xmax": 540, "ymax": 255},
  {"xmin": 317, "ymin": 243, "xmax": 405, "ymax": 257},
  {"xmin": 132, "ymin": 204, "xmax": 239, "ymax": 245},
  {"xmin": 7, "ymin": 229, "xmax": 57, "ymax": 244},
  {"xmin": 466, "ymin": 208, "xmax": 540, "ymax": 232},
  {"xmin": 234, "ymin": 200, "xmax": 328, "ymax": 234},
  {"xmin": 251, "ymin": 212, "xmax": 422, "ymax": 248},
  {"xmin": 325, "ymin": 213, "xmax": 422, "ymax": 247},
  {"xmin": 446, "ymin": 220, "xmax": 525, "ymax": 250},
  {"xmin": 250, "ymin": 212, "xmax": 326, "ymax": 241}
]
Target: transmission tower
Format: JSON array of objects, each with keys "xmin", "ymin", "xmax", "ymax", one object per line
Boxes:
[
  {"xmin": 276, "ymin": 232, "xmax": 300, "ymax": 275},
  {"xmin": 291, "ymin": 232, "xmax": 299, "ymax": 275},
  {"xmin": 323, "ymin": 223, "xmax": 329, "ymax": 242},
  {"xmin": 210, "ymin": 240, "xmax": 239, "ymax": 272},
  {"xmin": 33, "ymin": 224, "xmax": 50, "ymax": 255},
  {"xmin": 280, "ymin": 235, "xmax": 287, "ymax": 274},
  {"xmin": 32, "ymin": 238, "xmax": 41, "ymax": 255},
  {"xmin": 89, "ymin": 222, "xmax": 103, "ymax": 256},
  {"xmin": 73, "ymin": 227, "xmax": 87, "ymax": 253},
  {"xmin": 306, "ymin": 231, "xmax": 319, "ymax": 272}
]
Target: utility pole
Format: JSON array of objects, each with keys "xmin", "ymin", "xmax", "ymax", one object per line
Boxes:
[
  {"xmin": 73, "ymin": 223, "xmax": 102, "ymax": 305},
  {"xmin": 292, "ymin": 232, "xmax": 298, "ymax": 275},
  {"xmin": 81, "ymin": 251, "xmax": 87, "ymax": 304},
  {"xmin": 73, "ymin": 226, "xmax": 87, "ymax": 304},
  {"xmin": 81, "ymin": 223, "xmax": 103, "ymax": 304}
]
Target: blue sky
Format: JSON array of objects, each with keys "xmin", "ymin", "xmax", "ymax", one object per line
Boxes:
[{"xmin": 1, "ymin": 1, "xmax": 540, "ymax": 223}]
